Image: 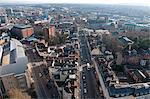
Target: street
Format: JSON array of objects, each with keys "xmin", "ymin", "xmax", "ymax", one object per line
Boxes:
[
  {"xmin": 81, "ymin": 66, "xmax": 102, "ymax": 99},
  {"xmin": 79, "ymin": 31, "xmax": 91, "ymax": 65},
  {"xmin": 79, "ymin": 31, "xmax": 103, "ymax": 99}
]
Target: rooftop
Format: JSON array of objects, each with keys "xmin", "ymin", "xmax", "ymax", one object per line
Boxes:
[
  {"xmin": 0, "ymin": 38, "xmax": 28, "ymax": 76},
  {"xmin": 13, "ymin": 24, "xmax": 32, "ymax": 29},
  {"xmin": 118, "ymin": 36, "xmax": 134, "ymax": 45}
]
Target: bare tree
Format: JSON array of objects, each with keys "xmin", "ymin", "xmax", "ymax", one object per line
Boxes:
[{"xmin": 9, "ymin": 88, "xmax": 31, "ymax": 99}]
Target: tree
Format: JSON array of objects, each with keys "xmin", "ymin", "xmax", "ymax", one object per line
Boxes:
[
  {"xmin": 9, "ymin": 89, "xmax": 31, "ymax": 99},
  {"xmin": 139, "ymin": 39, "xmax": 150, "ymax": 50},
  {"xmin": 35, "ymin": 31, "xmax": 44, "ymax": 37},
  {"xmin": 48, "ymin": 34, "xmax": 67, "ymax": 46},
  {"xmin": 132, "ymin": 38, "xmax": 150, "ymax": 50},
  {"xmin": 113, "ymin": 65, "xmax": 124, "ymax": 72},
  {"xmin": 105, "ymin": 37, "xmax": 122, "ymax": 52}
]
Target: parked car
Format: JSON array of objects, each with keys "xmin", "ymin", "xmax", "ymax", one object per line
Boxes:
[
  {"xmin": 83, "ymin": 83, "xmax": 86, "ymax": 88},
  {"xmin": 83, "ymin": 88, "xmax": 87, "ymax": 94},
  {"xmin": 83, "ymin": 76, "xmax": 86, "ymax": 80},
  {"xmin": 39, "ymin": 72, "xmax": 42, "ymax": 77},
  {"xmin": 46, "ymin": 80, "xmax": 53, "ymax": 89}
]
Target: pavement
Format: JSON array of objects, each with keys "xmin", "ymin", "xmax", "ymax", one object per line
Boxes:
[{"xmin": 93, "ymin": 58, "xmax": 110, "ymax": 99}]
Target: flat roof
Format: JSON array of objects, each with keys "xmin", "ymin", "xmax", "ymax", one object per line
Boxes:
[
  {"xmin": 118, "ymin": 36, "xmax": 134, "ymax": 45},
  {"xmin": 13, "ymin": 24, "xmax": 32, "ymax": 29},
  {"xmin": 10, "ymin": 38, "xmax": 26, "ymax": 58},
  {"xmin": 69, "ymin": 74, "xmax": 76, "ymax": 79},
  {"xmin": 0, "ymin": 38, "xmax": 28, "ymax": 76},
  {"xmin": 0, "ymin": 57, "xmax": 28, "ymax": 76}
]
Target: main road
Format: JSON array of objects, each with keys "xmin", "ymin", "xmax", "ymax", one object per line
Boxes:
[
  {"xmin": 79, "ymin": 31, "xmax": 91, "ymax": 65},
  {"xmin": 79, "ymin": 31, "xmax": 103, "ymax": 99}
]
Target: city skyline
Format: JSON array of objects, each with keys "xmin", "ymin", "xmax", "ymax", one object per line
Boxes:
[
  {"xmin": 0, "ymin": 0, "xmax": 150, "ymax": 6},
  {"xmin": 0, "ymin": 2, "xmax": 150, "ymax": 99}
]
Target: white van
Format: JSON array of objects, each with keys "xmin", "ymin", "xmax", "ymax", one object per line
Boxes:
[{"xmin": 87, "ymin": 63, "xmax": 90, "ymax": 70}]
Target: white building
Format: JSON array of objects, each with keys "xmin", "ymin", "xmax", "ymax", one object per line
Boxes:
[{"xmin": 0, "ymin": 37, "xmax": 30, "ymax": 97}]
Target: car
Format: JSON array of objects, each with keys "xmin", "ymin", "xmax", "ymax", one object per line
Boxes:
[
  {"xmin": 32, "ymin": 49, "xmax": 36, "ymax": 53},
  {"xmin": 83, "ymin": 80, "xmax": 86, "ymax": 83},
  {"xmin": 83, "ymin": 83, "xmax": 86, "ymax": 88},
  {"xmin": 46, "ymin": 83, "xmax": 52, "ymax": 89},
  {"xmin": 87, "ymin": 63, "xmax": 91, "ymax": 70},
  {"xmin": 46, "ymin": 80, "xmax": 53, "ymax": 89},
  {"xmin": 93, "ymin": 68, "xmax": 97, "ymax": 74},
  {"xmin": 39, "ymin": 72, "xmax": 42, "ymax": 77},
  {"xmin": 82, "ymin": 72, "xmax": 85, "ymax": 76},
  {"xmin": 82, "ymin": 76, "xmax": 86, "ymax": 80},
  {"xmin": 51, "ymin": 94, "xmax": 56, "ymax": 98},
  {"xmin": 83, "ymin": 88, "xmax": 87, "ymax": 94},
  {"xmin": 87, "ymin": 68, "xmax": 90, "ymax": 71},
  {"xmin": 84, "ymin": 95, "xmax": 87, "ymax": 99}
]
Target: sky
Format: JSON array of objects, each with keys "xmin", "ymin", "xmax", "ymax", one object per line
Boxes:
[{"xmin": 0, "ymin": 0, "xmax": 150, "ymax": 6}]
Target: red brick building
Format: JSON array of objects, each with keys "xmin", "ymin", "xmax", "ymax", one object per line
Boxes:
[
  {"xmin": 43, "ymin": 26, "xmax": 56, "ymax": 39},
  {"xmin": 11, "ymin": 25, "xmax": 33, "ymax": 39}
]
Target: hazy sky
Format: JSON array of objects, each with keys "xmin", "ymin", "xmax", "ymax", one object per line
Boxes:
[{"xmin": 0, "ymin": 0, "xmax": 150, "ymax": 6}]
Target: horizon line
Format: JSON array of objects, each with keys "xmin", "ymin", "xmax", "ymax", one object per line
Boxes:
[{"xmin": 0, "ymin": 3, "xmax": 149, "ymax": 7}]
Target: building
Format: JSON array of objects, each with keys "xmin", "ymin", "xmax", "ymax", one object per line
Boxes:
[
  {"xmin": 0, "ymin": 37, "xmax": 30, "ymax": 97},
  {"xmin": 43, "ymin": 26, "xmax": 56, "ymax": 39},
  {"xmin": 108, "ymin": 83, "xmax": 150, "ymax": 98},
  {"xmin": 95, "ymin": 49, "xmax": 150, "ymax": 98},
  {"xmin": 118, "ymin": 36, "xmax": 134, "ymax": 50},
  {"xmin": 0, "ymin": 15, "xmax": 7, "ymax": 25},
  {"xmin": 5, "ymin": 8, "xmax": 13, "ymax": 16},
  {"xmin": 11, "ymin": 24, "xmax": 33, "ymax": 39},
  {"xmin": 0, "ymin": 8, "xmax": 5, "ymax": 15},
  {"xmin": 91, "ymin": 48, "xmax": 102, "ymax": 56},
  {"xmin": 123, "ymin": 23, "xmax": 150, "ymax": 33},
  {"xmin": 123, "ymin": 23, "xmax": 136, "ymax": 32},
  {"xmin": 87, "ymin": 16, "xmax": 109, "ymax": 30},
  {"xmin": 50, "ymin": 61, "xmax": 77, "ymax": 99}
]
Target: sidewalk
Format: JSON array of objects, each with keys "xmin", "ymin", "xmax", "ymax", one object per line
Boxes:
[{"xmin": 93, "ymin": 58, "xmax": 110, "ymax": 99}]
